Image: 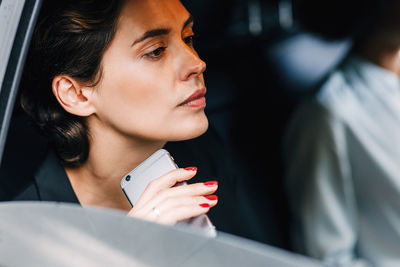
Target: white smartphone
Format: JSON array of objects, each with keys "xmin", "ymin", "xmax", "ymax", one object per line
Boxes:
[{"xmin": 121, "ymin": 149, "xmax": 216, "ymax": 236}]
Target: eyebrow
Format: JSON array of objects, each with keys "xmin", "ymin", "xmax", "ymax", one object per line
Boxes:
[{"xmin": 131, "ymin": 15, "xmax": 194, "ymax": 47}]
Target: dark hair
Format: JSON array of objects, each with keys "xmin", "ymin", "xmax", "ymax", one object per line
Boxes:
[{"xmin": 20, "ymin": 0, "xmax": 125, "ymax": 167}]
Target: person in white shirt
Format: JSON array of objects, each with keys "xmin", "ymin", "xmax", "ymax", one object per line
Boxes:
[{"xmin": 284, "ymin": 1, "xmax": 400, "ymax": 266}]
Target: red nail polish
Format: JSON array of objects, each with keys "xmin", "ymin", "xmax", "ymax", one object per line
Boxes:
[
  {"xmin": 205, "ymin": 195, "xmax": 218, "ymax": 201},
  {"xmin": 184, "ymin": 167, "xmax": 197, "ymax": 171},
  {"xmin": 199, "ymin": 203, "xmax": 210, "ymax": 208},
  {"xmin": 204, "ymin": 181, "xmax": 218, "ymax": 186}
]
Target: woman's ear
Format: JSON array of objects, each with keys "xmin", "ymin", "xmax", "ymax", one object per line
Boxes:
[{"xmin": 52, "ymin": 76, "xmax": 96, "ymax": 116}]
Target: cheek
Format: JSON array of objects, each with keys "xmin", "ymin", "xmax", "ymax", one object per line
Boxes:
[
  {"xmin": 100, "ymin": 65, "xmax": 167, "ymax": 111},
  {"xmin": 93, "ymin": 65, "xmax": 176, "ymax": 135},
  {"xmin": 99, "ymin": 45, "xmax": 177, "ymax": 112}
]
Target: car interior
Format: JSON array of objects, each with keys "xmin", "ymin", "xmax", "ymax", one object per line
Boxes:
[{"xmin": 0, "ymin": 0, "xmax": 354, "ymax": 254}]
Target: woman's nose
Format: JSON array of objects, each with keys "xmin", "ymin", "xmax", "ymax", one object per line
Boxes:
[{"xmin": 179, "ymin": 46, "xmax": 206, "ymax": 81}]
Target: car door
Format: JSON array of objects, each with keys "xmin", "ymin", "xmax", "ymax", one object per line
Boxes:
[{"xmin": 0, "ymin": 0, "xmax": 43, "ymax": 200}]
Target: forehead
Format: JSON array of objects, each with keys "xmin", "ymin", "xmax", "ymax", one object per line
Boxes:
[{"xmin": 119, "ymin": 0, "xmax": 190, "ymax": 31}]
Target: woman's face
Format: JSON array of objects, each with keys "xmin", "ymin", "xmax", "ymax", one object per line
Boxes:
[{"xmin": 89, "ymin": 0, "xmax": 208, "ymax": 142}]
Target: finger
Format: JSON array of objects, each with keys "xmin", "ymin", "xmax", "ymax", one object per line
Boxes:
[
  {"xmin": 135, "ymin": 167, "xmax": 197, "ymax": 206},
  {"xmin": 157, "ymin": 199, "xmax": 217, "ymax": 225},
  {"xmin": 153, "ymin": 180, "xmax": 219, "ymax": 202},
  {"xmin": 150, "ymin": 167, "xmax": 198, "ymax": 188},
  {"xmin": 138, "ymin": 180, "xmax": 218, "ymax": 212},
  {"xmin": 145, "ymin": 195, "xmax": 219, "ymax": 225}
]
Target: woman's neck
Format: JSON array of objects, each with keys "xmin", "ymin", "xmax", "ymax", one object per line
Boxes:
[{"xmin": 65, "ymin": 118, "xmax": 165, "ymax": 211}]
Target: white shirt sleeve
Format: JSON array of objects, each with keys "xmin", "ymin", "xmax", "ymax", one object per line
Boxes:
[{"xmin": 283, "ymin": 99, "xmax": 373, "ymax": 267}]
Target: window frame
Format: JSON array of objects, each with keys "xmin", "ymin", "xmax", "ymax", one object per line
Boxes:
[{"xmin": 0, "ymin": 0, "xmax": 42, "ymax": 165}]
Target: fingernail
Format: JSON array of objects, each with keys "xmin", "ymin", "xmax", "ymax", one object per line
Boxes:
[
  {"xmin": 184, "ymin": 167, "xmax": 197, "ymax": 171},
  {"xmin": 199, "ymin": 203, "xmax": 210, "ymax": 208},
  {"xmin": 204, "ymin": 180, "xmax": 218, "ymax": 186},
  {"xmin": 205, "ymin": 195, "xmax": 218, "ymax": 201}
]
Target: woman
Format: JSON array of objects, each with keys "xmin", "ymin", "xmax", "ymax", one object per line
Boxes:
[{"xmin": 17, "ymin": 0, "xmax": 218, "ymax": 225}]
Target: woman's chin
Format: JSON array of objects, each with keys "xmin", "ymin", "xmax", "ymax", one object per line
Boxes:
[{"xmin": 171, "ymin": 117, "xmax": 209, "ymax": 141}]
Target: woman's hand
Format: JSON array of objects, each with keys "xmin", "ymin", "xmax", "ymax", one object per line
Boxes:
[{"xmin": 127, "ymin": 167, "xmax": 218, "ymax": 225}]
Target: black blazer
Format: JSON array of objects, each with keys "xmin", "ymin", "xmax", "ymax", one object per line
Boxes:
[
  {"xmin": 14, "ymin": 150, "xmax": 78, "ymax": 203},
  {"xmin": 14, "ymin": 127, "xmax": 288, "ymax": 248}
]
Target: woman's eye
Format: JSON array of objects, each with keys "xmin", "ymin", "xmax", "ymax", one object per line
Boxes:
[
  {"xmin": 184, "ymin": 35, "xmax": 195, "ymax": 47},
  {"xmin": 145, "ymin": 47, "xmax": 166, "ymax": 60}
]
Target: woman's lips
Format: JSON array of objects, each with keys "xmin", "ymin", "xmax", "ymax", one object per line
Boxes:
[
  {"xmin": 182, "ymin": 96, "xmax": 206, "ymax": 107},
  {"xmin": 179, "ymin": 88, "xmax": 206, "ymax": 108}
]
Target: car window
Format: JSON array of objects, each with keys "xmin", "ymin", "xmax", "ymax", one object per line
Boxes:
[
  {"xmin": 0, "ymin": 0, "xmax": 41, "ymax": 165},
  {"xmin": 0, "ymin": 0, "xmax": 25, "ymax": 89}
]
